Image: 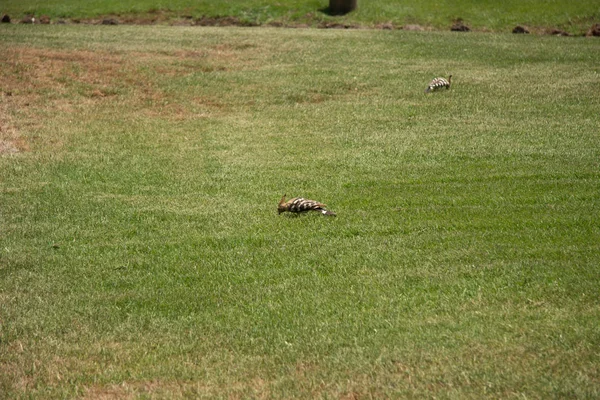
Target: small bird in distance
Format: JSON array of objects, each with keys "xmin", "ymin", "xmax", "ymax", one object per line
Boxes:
[{"xmin": 425, "ymin": 75, "xmax": 452, "ymax": 93}]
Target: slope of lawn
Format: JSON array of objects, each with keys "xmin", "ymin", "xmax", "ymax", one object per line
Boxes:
[{"xmin": 1, "ymin": 24, "xmax": 599, "ymax": 398}]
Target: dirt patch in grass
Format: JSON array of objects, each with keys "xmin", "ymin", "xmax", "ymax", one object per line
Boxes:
[
  {"xmin": 0, "ymin": 137, "xmax": 28, "ymax": 154},
  {"xmin": 83, "ymin": 381, "xmax": 186, "ymax": 400},
  {"xmin": 83, "ymin": 378, "xmax": 272, "ymax": 399},
  {"xmin": 1, "ymin": 47, "xmax": 125, "ymax": 95},
  {"xmin": 0, "ymin": 44, "xmax": 240, "ymax": 152},
  {"xmin": 0, "ymin": 47, "xmax": 138, "ymax": 152},
  {"xmin": 0, "ymin": 94, "xmax": 28, "ymax": 155}
]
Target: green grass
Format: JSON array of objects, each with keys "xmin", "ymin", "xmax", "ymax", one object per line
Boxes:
[
  {"xmin": 1, "ymin": 24, "xmax": 600, "ymax": 398},
  {"xmin": 1, "ymin": 0, "xmax": 599, "ymax": 33}
]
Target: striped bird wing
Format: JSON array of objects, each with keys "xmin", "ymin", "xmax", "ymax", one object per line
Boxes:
[
  {"xmin": 288, "ymin": 198, "xmax": 326, "ymax": 212},
  {"xmin": 427, "ymin": 77, "xmax": 449, "ymax": 91}
]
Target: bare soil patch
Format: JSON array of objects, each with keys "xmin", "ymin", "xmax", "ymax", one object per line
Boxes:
[
  {"xmin": 0, "ymin": 44, "xmax": 238, "ymax": 153},
  {"xmin": 0, "ymin": 47, "xmax": 138, "ymax": 153}
]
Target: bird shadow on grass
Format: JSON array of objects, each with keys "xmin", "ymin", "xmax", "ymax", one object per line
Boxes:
[{"xmin": 279, "ymin": 213, "xmax": 337, "ymax": 219}]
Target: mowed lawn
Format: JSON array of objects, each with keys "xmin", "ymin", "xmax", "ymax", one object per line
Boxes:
[{"xmin": 1, "ymin": 24, "xmax": 599, "ymax": 398}]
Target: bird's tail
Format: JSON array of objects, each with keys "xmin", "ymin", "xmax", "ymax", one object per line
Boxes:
[
  {"xmin": 320, "ymin": 209, "xmax": 337, "ymax": 216},
  {"xmin": 424, "ymin": 87, "xmax": 431, "ymax": 93}
]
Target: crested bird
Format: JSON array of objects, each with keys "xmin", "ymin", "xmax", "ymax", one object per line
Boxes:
[
  {"xmin": 278, "ymin": 194, "xmax": 336, "ymax": 216},
  {"xmin": 425, "ymin": 75, "xmax": 452, "ymax": 93}
]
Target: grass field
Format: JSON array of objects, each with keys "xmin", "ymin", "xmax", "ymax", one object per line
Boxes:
[
  {"xmin": 1, "ymin": 0, "xmax": 600, "ymax": 34},
  {"xmin": 1, "ymin": 23, "xmax": 600, "ymax": 398}
]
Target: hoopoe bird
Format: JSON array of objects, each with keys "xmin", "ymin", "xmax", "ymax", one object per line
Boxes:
[
  {"xmin": 278, "ymin": 194, "xmax": 336, "ymax": 216},
  {"xmin": 425, "ymin": 75, "xmax": 452, "ymax": 93}
]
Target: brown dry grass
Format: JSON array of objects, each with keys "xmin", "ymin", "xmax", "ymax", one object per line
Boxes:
[
  {"xmin": 0, "ymin": 43, "xmax": 242, "ymax": 154},
  {"xmin": 0, "ymin": 47, "xmax": 135, "ymax": 154},
  {"xmin": 83, "ymin": 381, "xmax": 186, "ymax": 400}
]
